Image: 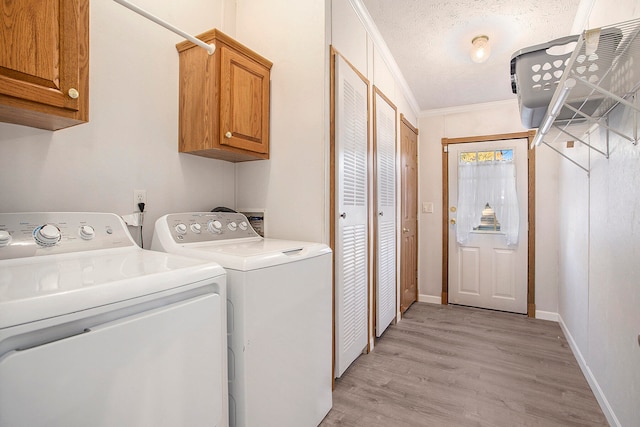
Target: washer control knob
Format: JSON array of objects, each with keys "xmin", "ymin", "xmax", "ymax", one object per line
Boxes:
[
  {"xmin": 239, "ymin": 221, "xmax": 248, "ymax": 231},
  {"xmin": 79, "ymin": 225, "xmax": 95, "ymax": 240},
  {"xmin": 0, "ymin": 230, "xmax": 11, "ymax": 247},
  {"xmin": 34, "ymin": 224, "xmax": 61, "ymax": 247},
  {"xmin": 175, "ymin": 223, "xmax": 188, "ymax": 235},
  {"xmin": 208, "ymin": 220, "xmax": 222, "ymax": 234},
  {"xmin": 227, "ymin": 221, "xmax": 237, "ymax": 231},
  {"xmin": 190, "ymin": 223, "xmax": 202, "ymax": 233}
]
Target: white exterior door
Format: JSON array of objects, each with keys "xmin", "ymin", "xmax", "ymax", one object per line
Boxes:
[
  {"xmin": 374, "ymin": 89, "xmax": 396, "ymax": 337},
  {"xmin": 334, "ymin": 54, "xmax": 368, "ymax": 378},
  {"xmin": 448, "ymin": 139, "xmax": 528, "ymax": 314}
]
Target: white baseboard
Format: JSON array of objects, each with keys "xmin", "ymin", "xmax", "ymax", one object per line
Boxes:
[
  {"xmin": 418, "ymin": 294, "xmax": 441, "ymax": 305},
  {"xmin": 534, "ymin": 310, "xmax": 559, "ymax": 321},
  {"xmin": 558, "ymin": 315, "xmax": 620, "ymax": 427}
]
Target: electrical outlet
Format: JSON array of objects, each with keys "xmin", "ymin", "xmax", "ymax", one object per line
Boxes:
[{"xmin": 133, "ymin": 190, "xmax": 147, "ymax": 211}]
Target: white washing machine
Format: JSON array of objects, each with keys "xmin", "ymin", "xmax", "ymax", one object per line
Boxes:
[
  {"xmin": 0, "ymin": 212, "xmax": 228, "ymax": 427},
  {"xmin": 151, "ymin": 212, "xmax": 333, "ymax": 427}
]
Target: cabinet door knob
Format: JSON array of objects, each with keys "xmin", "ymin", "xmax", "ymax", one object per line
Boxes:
[
  {"xmin": 339, "ymin": 212, "xmax": 347, "ymax": 219},
  {"xmin": 68, "ymin": 88, "xmax": 79, "ymax": 99},
  {"xmin": 225, "ymin": 131, "xmax": 232, "ymax": 138},
  {"xmin": 450, "ymin": 219, "xmax": 456, "ymax": 225},
  {"xmin": 403, "ymin": 227, "xmax": 409, "ymax": 233}
]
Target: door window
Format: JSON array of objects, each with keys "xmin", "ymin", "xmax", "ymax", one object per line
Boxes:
[{"xmin": 457, "ymin": 149, "xmax": 519, "ymax": 245}]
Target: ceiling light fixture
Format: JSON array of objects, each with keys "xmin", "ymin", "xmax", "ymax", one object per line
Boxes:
[{"xmin": 471, "ymin": 35, "xmax": 491, "ymax": 63}]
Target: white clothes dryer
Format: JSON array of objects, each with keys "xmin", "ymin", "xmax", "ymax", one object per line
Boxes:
[
  {"xmin": 0, "ymin": 212, "xmax": 228, "ymax": 427},
  {"xmin": 152, "ymin": 212, "xmax": 333, "ymax": 427}
]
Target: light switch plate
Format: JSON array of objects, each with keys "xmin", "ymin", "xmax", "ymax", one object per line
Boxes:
[{"xmin": 422, "ymin": 202, "xmax": 434, "ymax": 213}]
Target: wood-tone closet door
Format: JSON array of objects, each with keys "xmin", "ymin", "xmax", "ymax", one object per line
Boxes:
[{"xmin": 400, "ymin": 117, "xmax": 418, "ymax": 313}]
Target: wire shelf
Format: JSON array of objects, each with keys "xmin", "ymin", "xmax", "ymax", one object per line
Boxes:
[{"xmin": 528, "ymin": 17, "xmax": 640, "ymax": 172}]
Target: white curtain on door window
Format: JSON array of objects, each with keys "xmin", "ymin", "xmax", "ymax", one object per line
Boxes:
[{"xmin": 457, "ymin": 160, "xmax": 519, "ymax": 246}]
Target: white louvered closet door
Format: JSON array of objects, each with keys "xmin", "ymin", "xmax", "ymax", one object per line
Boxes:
[
  {"xmin": 374, "ymin": 90, "xmax": 396, "ymax": 337},
  {"xmin": 335, "ymin": 55, "xmax": 369, "ymax": 378}
]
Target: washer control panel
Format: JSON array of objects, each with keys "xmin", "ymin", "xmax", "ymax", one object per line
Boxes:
[
  {"xmin": 0, "ymin": 213, "xmax": 135, "ymax": 260},
  {"xmin": 160, "ymin": 213, "xmax": 259, "ymax": 244}
]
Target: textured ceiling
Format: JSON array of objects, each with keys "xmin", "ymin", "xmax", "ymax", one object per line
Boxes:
[{"xmin": 360, "ymin": 0, "xmax": 582, "ymax": 111}]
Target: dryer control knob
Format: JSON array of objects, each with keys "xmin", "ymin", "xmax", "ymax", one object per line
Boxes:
[
  {"xmin": 208, "ymin": 220, "xmax": 222, "ymax": 234},
  {"xmin": 190, "ymin": 223, "xmax": 202, "ymax": 233},
  {"xmin": 0, "ymin": 230, "xmax": 11, "ymax": 247},
  {"xmin": 239, "ymin": 221, "xmax": 248, "ymax": 231},
  {"xmin": 175, "ymin": 223, "xmax": 188, "ymax": 235},
  {"xmin": 79, "ymin": 225, "xmax": 95, "ymax": 240},
  {"xmin": 227, "ymin": 221, "xmax": 238, "ymax": 231},
  {"xmin": 34, "ymin": 224, "xmax": 61, "ymax": 247}
]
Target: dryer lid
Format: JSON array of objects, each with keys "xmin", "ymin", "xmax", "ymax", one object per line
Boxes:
[{"xmin": 176, "ymin": 239, "xmax": 332, "ymax": 271}]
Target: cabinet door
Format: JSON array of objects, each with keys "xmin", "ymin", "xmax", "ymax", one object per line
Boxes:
[
  {"xmin": 0, "ymin": 0, "xmax": 83, "ymax": 112},
  {"xmin": 220, "ymin": 47, "xmax": 270, "ymax": 155}
]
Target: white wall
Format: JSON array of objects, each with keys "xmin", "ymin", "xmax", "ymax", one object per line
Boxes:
[
  {"xmin": 557, "ymin": 100, "xmax": 640, "ymax": 427},
  {"xmin": 556, "ymin": 2, "xmax": 640, "ymax": 425},
  {"xmin": 0, "ymin": 0, "xmax": 236, "ymax": 245},
  {"xmin": 233, "ymin": 0, "xmax": 329, "ymax": 243},
  {"xmin": 417, "ymin": 101, "xmax": 560, "ymax": 314},
  {"xmin": 557, "ymin": 143, "xmax": 589, "ymax": 352}
]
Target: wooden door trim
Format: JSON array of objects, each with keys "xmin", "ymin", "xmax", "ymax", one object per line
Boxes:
[
  {"xmin": 401, "ymin": 114, "xmax": 419, "ymax": 135},
  {"xmin": 441, "ymin": 131, "xmax": 537, "ymax": 317},
  {"xmin": 329, "ymin": 47, "xmax": 336, "ymax": 388}
]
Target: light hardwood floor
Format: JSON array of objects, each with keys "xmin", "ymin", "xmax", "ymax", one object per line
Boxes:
[{"xmin": 320, "ymin": 303, "xmax": 608, "ymax": 427}]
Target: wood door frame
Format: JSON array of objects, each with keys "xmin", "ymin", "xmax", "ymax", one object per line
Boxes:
[
  {"xmin": 400, "ymin": 114, "xmax": 419, "ymax": 314},
  {"xmin": 441, "ymin": 131, "xmax": 537, "ymax": 317}
]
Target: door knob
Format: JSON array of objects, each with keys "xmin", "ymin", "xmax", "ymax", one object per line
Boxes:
[
  {"xmin": 379, "ymin": 212, "xmax": 384, "ymax": 216},
  {"xmin": 450, "ymin": 219, "xmax": 456, "ymax": 225},
  {"xmin": 339, "ymin": 212, "xmax": 347, "ymax": 219},
  {"xmin": 403, "ymin": 227, "xmax": 409, "ymax": 233},
  {"xmin": 225, "ymin": 131, "xmax": 232, "ymax": 138}
]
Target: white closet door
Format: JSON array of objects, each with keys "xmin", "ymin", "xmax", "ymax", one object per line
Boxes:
[
  {"xmin": 374, "ymin": 90, "xmax": 396, "ymax": 337},
  {"xmin": 334, "ymin": 54, "xmax": 368, "ymax": 378}
]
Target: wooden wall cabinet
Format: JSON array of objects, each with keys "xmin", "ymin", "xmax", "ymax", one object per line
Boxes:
[
  {"xmin": 177, "ymin": 29, "xmax": 272, "ymax": 162},
  {"xmin": 0, "ymin": 0, "xmax": 89, "ymax": 130}
]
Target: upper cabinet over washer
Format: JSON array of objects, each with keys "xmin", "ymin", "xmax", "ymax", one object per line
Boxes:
[
  {"xmin": 177, "ymin": 29, "xmax": 272, "ymax": 162},
  {"xmin": 0, "ymin": 0, "xmax": 89, "ymax": 130}
]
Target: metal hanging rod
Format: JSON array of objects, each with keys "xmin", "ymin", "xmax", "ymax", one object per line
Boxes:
[{"xmin": 112, "ymin": 0, "xmax": 215, "ymax": 55}]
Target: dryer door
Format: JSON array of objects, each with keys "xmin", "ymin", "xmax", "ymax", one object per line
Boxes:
[{"xmin": 0, "ymin": 294, "xmax": 226, "ymax": 427}]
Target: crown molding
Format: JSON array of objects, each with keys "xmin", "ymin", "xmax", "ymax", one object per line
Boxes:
[
  {"xmin": 348, "ymin": 0, "xmax": 421, "ymax": 117},
  {"xmin": 420, "ymin": 98, "xmax": 519, "ymax": 117}
]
